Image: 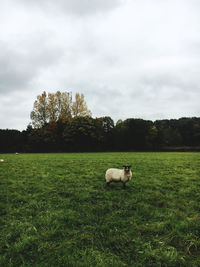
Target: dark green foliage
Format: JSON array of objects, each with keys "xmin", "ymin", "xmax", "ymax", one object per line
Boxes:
[
  {"xmin": 1, "ymin": 117, "xmax": 200, "ymax": 152},
  {"xmin": 155, "ymin": 117, "xmax": 200, "ymax": 147},
  {"xmin": 115, "ymin": 119, "xmax": 154, "ymax": 150},
  {"xmin": 63, "ymin": 117, "xmax": 103, "ymax": 152},
  {"xmin": 0, "ymin": 129, "xmax": 23, "ymax": 153},
  {"xmin": 0, "ymin": 152, "xmax": 200, "ymax": 266}
]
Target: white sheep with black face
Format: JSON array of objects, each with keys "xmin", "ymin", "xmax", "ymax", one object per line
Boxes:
[{"xmin": 105, "ymin": 165, "xmax": 132, "ymax": 188}]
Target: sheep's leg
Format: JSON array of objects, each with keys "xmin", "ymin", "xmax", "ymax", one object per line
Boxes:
[
  {"xmin": 106, "ymin": 181, "xmax": 110, "ymax": 186},
  {"xmin": 122, "ymin": 182, "xmax": 126, "ymax": 189}
]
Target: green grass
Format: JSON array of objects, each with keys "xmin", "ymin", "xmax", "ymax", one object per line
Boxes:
[{"xmin": 0, "ymin": 152, "xmax": 200, "ymax": 266}]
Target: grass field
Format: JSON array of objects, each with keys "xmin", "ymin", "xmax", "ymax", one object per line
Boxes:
[{"xmin": 0, "ymin": 152, "xmax": 200, "ymax": 266}]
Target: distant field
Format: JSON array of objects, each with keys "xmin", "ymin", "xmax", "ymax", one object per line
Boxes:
[{"xmin": 0, "ymin": 152, "xmax": 200, "ymax": 266}]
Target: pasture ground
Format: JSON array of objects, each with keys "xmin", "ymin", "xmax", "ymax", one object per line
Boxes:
[{"xmin": 0, "ymin": 152, "xmax": 200, "ymax": 266}]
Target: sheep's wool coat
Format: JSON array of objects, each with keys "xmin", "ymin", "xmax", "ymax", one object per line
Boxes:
[{"xmin": 105, "ymin": 168, "xmax": 132, "ymax": 183}]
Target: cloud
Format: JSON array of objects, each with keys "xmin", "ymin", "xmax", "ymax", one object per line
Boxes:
[
  {"xmin": 0, "ymin": 33, "xmax": 63, "ymax": 95},
  {"xmin": 0, "ymin": 0, "xmax": 200, "ymax": 130},
  {"xmin": 22, "ymin": 0, "xmax": 123, "ymax": 16}
]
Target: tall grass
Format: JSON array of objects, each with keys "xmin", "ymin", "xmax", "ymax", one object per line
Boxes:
[{"xmin": 0, "ymin": 152, "xmax": 200, "ymax": 266}]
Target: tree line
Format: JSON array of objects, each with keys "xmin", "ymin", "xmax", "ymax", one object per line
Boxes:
[
  {"xmin": 1, "ymin": 116, "xmax": 200, "ymax": 153},
  {"xmin": 0, "ymin": 91, "xmax": 200, "ymax": 152}
]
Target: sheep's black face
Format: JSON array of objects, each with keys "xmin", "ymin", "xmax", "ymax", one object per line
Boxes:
[{"xmin": 123, "ymin": 165, "xmax": 131, "ymax": 174}]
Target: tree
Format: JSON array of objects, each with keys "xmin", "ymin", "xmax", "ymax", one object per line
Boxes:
[
  {"xmin": 30, "ymin": 91, "xmax": 49, "ymax": 128},
  {"xmin": 48, "ymin": 93, "xmax": 58, "ymax": 122},
  {"xmin": 101, "ymin": 116, "xmax": 114, "ymax": 133},
  {"xmin": 63, "ymin": 116, "xmax": 100, "ymax": 151},
  {"xmin": 146, "ymin": 125, "xmax": 159, "ymax": 149},
  {"xmin": 0, "ymin": 129, "xmax": 24, "ymax": 152},
  {"xmin": 97, "ymin": 117, "xmax": 115, "ymax": 150},
  {"xmin": 72, "ymin": 93, "xmax": 91, "ymax": 117},
  {"xmin": 30, "ymin": 91, "xmax": 91, "ymax": 127},
  {"xmin": 56, "ymin": 91, "xmax": 72, "ymax": 122},
  {"xmin": 114, "ymin": 119, "xmax": 154, "ymax": 151}
]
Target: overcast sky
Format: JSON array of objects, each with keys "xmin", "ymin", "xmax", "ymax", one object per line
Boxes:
[{"xmin": 0, "ymin": 0, "xmax": 200, "ymax": 130}]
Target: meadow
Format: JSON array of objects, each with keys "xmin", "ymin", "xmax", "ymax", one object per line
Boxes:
[{"xmin": 0, "ymin": 152, "xmax": 200, "ymax": 266}]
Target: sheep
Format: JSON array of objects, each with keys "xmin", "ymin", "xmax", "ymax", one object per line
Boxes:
[
  {"xmin": 0, "ymin": 159, "xmax": 4, "ymax": 162},
  {"xmin": 105, "ymin": 165, "xmax": 132, "ymax": 188}
]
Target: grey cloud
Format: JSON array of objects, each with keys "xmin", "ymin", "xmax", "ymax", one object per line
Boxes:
[
  {"xmin": 140, "ymin": 72, "xmax": 200, "ymax": 95},
  {"xmin": 0, "ymin": 36, "xmax": 63, "ymax": 95},
  {"xmin": 60, "ymin": 0, "xmax": 123, "ymax": 15},
  {"xmin": 1, "ymin": 0, "xmax": 200, "ymax": 130},
  {"xmin": 0, "ymin": 91, "xmax": 32, "ymax": 129},
  {"xmin": 129, "ymin": 73, "xmax": 200, "ymax": 120},
  {"xmin": 0, "ymin": 45, "xmax": 33, "ymax": 94},
  {"xmin": 25, "ymin": 0, "xmax": 123, "ymax": 16}
]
